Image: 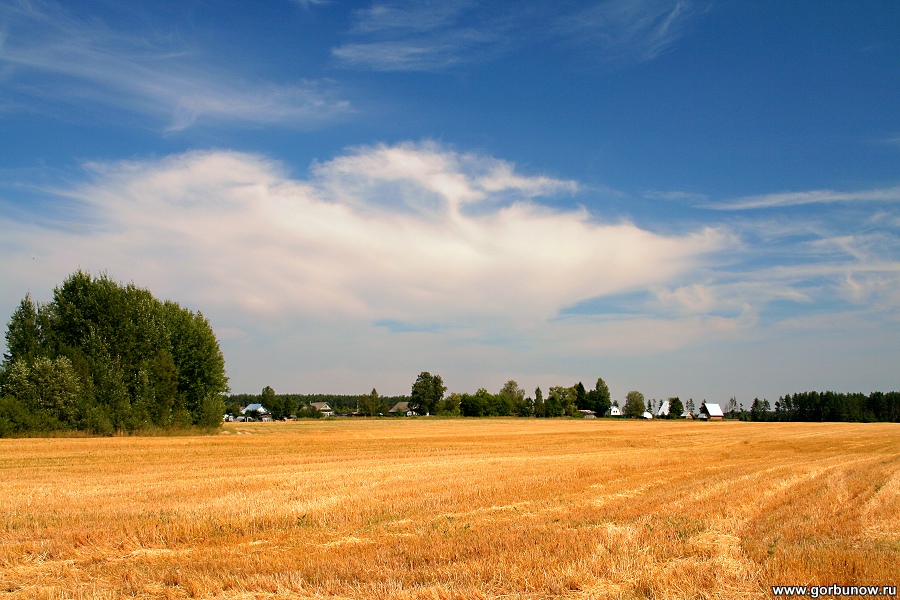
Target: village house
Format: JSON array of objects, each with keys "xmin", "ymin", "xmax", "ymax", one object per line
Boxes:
[
  {"xmin": 309, "ymin": 402, "xmax": 334, "ymax": 417},
  {"xmin": 389, "ymin": 401, "xmax": 417, "ymax": 416},
  {"xmin": 240, "ymin": 403, "xmax": 273, "ymax": 421},
  {"xmin": 656, "ymin": 401, "xmax": 670, "ymax": 418},
  {"xmin": 699, "ymin": 402, "xmax": 724, "ymax": 420}
]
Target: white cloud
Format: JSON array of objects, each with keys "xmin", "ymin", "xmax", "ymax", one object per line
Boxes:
[
  {"xmin": 0, "ymin": 0, "xmax": 351, "ymax": 130},
  {"xmin": 0, "ymin": 144, "xmax": 728, "ymax": 369},
  {"xmin": 332, "ymin": 1, "xmax": 705, "ymax": 72},
  {"xmin": 332, "ymin": 1, "xmax": 502, "ymax": 72},
  {"xmin": 349, "ymin": 1, "xmax": 473, "ymax": 34},
  {"xmin": 643, "ymin": 189, "xmax": 708, "ymax": 203},
  {"xmin": 41, "ymin": 144, "xmax": 722, "ymax": 323},
  {"xmin": 290, "ymin": 0, "xmax": 329, "ymax": 8},
  {"xmin": 332, "ymin": 41, "xmax": 470, "ymax": 71},
  {"xmin": 558, "ymin": 0, "xmax": 706, "ymax": 64},
  {"xmin": 711, "ymin": 186, "xmax": 900, "ymax": 210},
  {"xmin": 3, "ymin": 143, "xmax": 900, "ymax": 396}
]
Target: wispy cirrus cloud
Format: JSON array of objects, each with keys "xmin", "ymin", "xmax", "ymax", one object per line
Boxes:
[
  {"xmin": 289, "ymin": 0, "xmax": 329, "ymax": 9},
  {"xmin": 554, "ymin": 0, "xmax": 707, "ymax": 64},
  {"xmin": 710, "ymin": 186, "xmax": 900, "ymax": 210},
  {"xmin": 332, "ymin": 1, "xmax": 506, "ymax": 71},
  {"xmin": 332, "ymin": 0, "xmax": 707, "ymax": 72},
  {"xmin": 0, "ymin": 0, "xmax": 351, "ymax": 130}
]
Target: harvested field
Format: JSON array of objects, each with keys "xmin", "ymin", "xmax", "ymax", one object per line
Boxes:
[{"xmin": 0, "ymin": 419, "xmax": 898, "ymax": 599}]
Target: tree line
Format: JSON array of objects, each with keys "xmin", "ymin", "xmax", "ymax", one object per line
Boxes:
[
  {"xmin": 0, "ymin": 271, "xmax": 229, "ymax": 436},
  {"xmin": 224, "ymin": 389, "xmax": 410, "ymax": 419},
  {"xmin": 756, "ymin": 392, "xmax": 898, "ymax": 422},
  {"xmin": 237, "ymin": 372, "xmax": 900, "ymax": 424}
]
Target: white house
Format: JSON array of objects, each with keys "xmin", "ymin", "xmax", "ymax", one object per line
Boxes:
[
  {"xmin": 656, "ymin": 401, "xmax": 670, "ymax": 418},
  {"xmin": 641, "ymin": 411, "xmax": 653, "ymax": 420},
  {"xmin": 240, "ymin": 403, "xmax": 272, "ymax": 421},
  {"xmin": 699, "ymin": 402, "xmax": 724, "ymax": 420},
  {"xmin": 309, "ymin": 402, "xmax": 334, "ymax": 417},
  {"xmin": 605, "ymin": 406, "xmax": 622, "ymax": 417}
]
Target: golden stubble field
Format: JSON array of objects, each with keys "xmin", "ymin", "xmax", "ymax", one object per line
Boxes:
[{"xmin": 0, "ymin": 419, "xmax": 898, "ymax": 599}]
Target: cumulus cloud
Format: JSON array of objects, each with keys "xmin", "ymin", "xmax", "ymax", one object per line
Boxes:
[
  {"xmin": 4, "ymin": 143, "xmax": 899, "ymax": 395},
  {"xmin": 1, "ymin": 143, "xmax": 727, "ymax": 336}
]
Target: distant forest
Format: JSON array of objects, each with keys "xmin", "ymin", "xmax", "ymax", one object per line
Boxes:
[{"xmin": 767, "ymin": 391, "xmax": 900, "ymax": 423}]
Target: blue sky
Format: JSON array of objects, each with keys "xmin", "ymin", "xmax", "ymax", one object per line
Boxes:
[{"xmin": 1, "ymin": 0, "xmax": 898, "ymax": 403}]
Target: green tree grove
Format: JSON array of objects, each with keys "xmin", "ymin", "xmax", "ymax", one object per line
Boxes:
[{"xmin": 0, "ymin": 271, "xmax": 229, "ymax": 435}]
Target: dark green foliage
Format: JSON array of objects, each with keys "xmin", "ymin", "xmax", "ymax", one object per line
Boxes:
[
  {"xmin": 409, "ymin": 371, "xmax": 446, "ymax": 415},
  {"xmin": 543, "ymin": 386, "xmax": 574, "ymax": 417},
  {"xmin": 460, "ymin": 389, "xmax": 490, "ymax": 417},
  {"xmin": 359, "ymin": 388, "xmax": 384, "ymax": 416},
  {"xmin": 533, "ymin": 386, "xmax": 545, "ymax": 417},
  {"xmin": 773, "ymin": 391, "xmax": 899, "ymax": 423},
  {"xmin": 624, "ymin": 390, "xmax": 645, "ymax": 418},
  {"xmin": 495, "ymin": 381, "xmax": 531, "ymax": 417},
  {"xmin": 748, "ymin": 397, "xmax": 772, "ymax": 421},
  {"xmin": 574, "ymin": 382, "xmax": 586, "ymax": 409},
  {"xmin": 4, "ymin": 294, "xmax": 45, "ymax": 364},
  {"xmin": 0, "ymin": 271, "xmax": 229, "ymax": 436},
  {"xmin": 668, "ymin": 397, "xmax": 684, "ymax": 419},
  {"xmin": 586, "ymin": 377, "xmax": 611, "ymax": 416},
  {"xmin": 0, "ymin": 395, "xmax": 44, "ymax": 435},
  {"xmin": 551, "ymin": 386, "xmax": 577, "ymax": 416},
  {"xmin": 542, "ymin": 392, "xmax": 562, "ymax": 417},
  {"xmin": 296, "ymin": 405, "xmax": 324, "ymax": 418},
  {"xmin": 437, "ymin": 392, "xmax": 461, "ymax": 416},
  {"xmin": 487, "ymin": 384, "xmax": 514, "ymax": 416}
]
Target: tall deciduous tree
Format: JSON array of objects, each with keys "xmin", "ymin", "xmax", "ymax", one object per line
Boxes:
[
  {"xmin": 587, "ymin": 377, "xmax": 611, "ymax": 415},
  {"xmin": 624, "ymin": 390, "xmax": 646, "ymax": 418},
  {"xmin": 668, "ymin": 397, "xmax": 684, "ymax": 419},
  {"xmin": 359, "ymin": 388, "xmax": 382, "ymax": 416},
  {"xmin": 261, "ymin": 386, "xmax": 276, "ymax": 407},
  {"xmin": 547, "ymin": 386, "xmax": 575, "ymax": 417},
  {"xmin": 497, "ymin": 380, "xmax": 525, "ymax": 417},
  {"xmin": 410, "ymin": 371, "xmax": 445, "ymax": 415}
]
